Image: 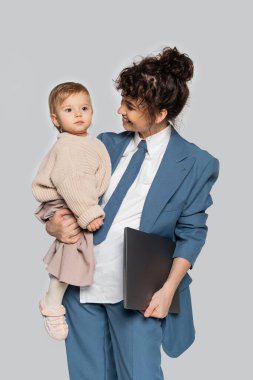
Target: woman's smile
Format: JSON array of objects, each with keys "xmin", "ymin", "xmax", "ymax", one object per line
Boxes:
[{"xmin": 122, "ymin": 116, "xmax": 132, "ymax": 125}]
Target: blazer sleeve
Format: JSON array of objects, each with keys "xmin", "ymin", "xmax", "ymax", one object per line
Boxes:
[{"xmin": 172, "ymin": 157, "xmax": 220, "ymax": 268}]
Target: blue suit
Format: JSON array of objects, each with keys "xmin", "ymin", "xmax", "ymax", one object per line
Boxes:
[
  {"xmin": 97, "ymin": 126, "xmax": 219, "ymax": 357},
  {"xmin": 63, "ymin": 126, "xmax": 219, "ymax": 378}
]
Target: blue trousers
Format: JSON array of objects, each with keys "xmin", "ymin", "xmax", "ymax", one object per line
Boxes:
[{"xmin": 63, "ymin": 286, "xmax": 164, "ymax": 380}]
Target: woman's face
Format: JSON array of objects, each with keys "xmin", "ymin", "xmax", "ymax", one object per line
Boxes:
[{"xmin": 117, "ymin": 96, "xmax": 167, "ymax": 138}]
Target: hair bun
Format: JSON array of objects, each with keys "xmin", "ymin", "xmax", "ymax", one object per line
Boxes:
[{"xmin": 159, "ymin": 47, "xmax": 194, "ymax": 82}]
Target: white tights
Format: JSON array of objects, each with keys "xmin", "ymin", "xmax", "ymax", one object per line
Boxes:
[{"xmin": 45, "ymin": 275, "xmax": 68, "ymax": 307}]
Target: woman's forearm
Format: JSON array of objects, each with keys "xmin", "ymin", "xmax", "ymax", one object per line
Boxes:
[{"xmin": 162, "ymin": 257, "xmax": 191, "ymax": 293}]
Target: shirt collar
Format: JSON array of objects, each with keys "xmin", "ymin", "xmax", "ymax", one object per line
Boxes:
[{"xmin": 123, "ymin": 124, "xmax": 171, "ymax": 157}]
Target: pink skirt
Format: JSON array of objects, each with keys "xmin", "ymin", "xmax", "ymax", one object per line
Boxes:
[{"xmin": 35, "ymin": 199, "xmax": 95, "ymax": 287}]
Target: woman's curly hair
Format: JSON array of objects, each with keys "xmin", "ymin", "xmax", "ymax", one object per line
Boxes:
[{"xmin": 115, "ymin": 47, "xmax": 194, "ymax": 124}]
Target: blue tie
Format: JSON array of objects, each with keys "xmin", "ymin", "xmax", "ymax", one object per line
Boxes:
[{"xmin": 93, "ymin": 139, "xmax": 147, "ymax": 245}]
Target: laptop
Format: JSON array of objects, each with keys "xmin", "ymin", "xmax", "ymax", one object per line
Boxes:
[{"xmin": 123, "ymin": 227, "xmax": 180, "ymax": 313}]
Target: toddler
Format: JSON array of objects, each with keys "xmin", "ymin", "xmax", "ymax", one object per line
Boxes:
[{"xmin": 32, "ymin": 82, "xmax": 111, "ymax": 340}]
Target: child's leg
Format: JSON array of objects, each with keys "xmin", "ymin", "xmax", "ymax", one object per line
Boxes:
[
  {"xmin": 39, "ymin": 275, "xmax": 69, "ymax": 340},
  {"xmin": 45, "ymin": 275, "xmax": 68, "ymax": 307}
]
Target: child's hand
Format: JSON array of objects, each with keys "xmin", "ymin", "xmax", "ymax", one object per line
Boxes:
[{"xmin": 86, "ymin": 216, "xmax": 104, "ymax": 232}]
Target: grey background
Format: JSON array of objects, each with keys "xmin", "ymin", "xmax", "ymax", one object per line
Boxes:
[{"xmin": 1, "ymin": 0, "xmax": 252, "ymax": 379}]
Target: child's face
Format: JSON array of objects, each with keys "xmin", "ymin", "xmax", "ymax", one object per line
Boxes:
[{"xmin": 51, "ymin": 92, "xmax": 93, "ymax": 136}]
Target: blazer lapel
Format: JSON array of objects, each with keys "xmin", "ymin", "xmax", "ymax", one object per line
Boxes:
[
  {"xmin": 140, "ymin": 127, "xmax": 196, "ymax": 231},
  {"xmin": 109, "ymin": 133, "xmax": 133, "ymax": 173},
  {"xmin": 98, "ymin": 132, "xmax": 133, "ymax": 205}
]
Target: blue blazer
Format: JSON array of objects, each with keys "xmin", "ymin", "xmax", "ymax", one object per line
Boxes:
[{"xmin": 98, "ymin": 126, "xmax": 219, "ymax": 358}]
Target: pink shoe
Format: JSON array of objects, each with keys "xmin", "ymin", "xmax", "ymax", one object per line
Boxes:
[{"xmin": 39, "ymin": 297, "xmax": 68, "ymax": 341}]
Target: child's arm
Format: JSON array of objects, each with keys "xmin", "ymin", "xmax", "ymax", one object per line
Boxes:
[
  {"xmin": 55, "ymin": 173, "xmax": 105, "ymax": 228},
  {"xmin": 86, "ymin": 216, "xmax": 104, "ymax": 232},
  {"xmin": 32, "ymin": 144, "xmax": 61, "ymax": 203}
]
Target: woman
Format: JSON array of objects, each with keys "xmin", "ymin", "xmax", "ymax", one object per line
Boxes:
[{"xmin": 46, "ymin": 47, "xmax": 219, "ymax": 379}]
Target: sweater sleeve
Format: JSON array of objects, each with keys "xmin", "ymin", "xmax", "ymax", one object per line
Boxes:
[
  {"xmin": 32, "ymin": 146, "xmax": 62, "ymax": 202},
  {"xmin": 56, "ymin": 173, "xmax": 105, "ymax": 228}
]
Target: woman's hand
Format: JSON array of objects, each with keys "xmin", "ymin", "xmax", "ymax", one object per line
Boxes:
[
  {"xmin": 142, "ymin": 285, "xmax": 175, "ymax": 319},
  {"xmin": 45, "ymin": 208, "xmax": 82, "ymax": 244},
  {"xmin": 142, "ymin": 258, "xmax": 191, "ymax": 319}
]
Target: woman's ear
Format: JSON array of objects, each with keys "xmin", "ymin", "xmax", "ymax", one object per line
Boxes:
[
  {"xmin": 155, "ymin": 109, "xmax": 167, "ymax": 124},
  {"xmin": 51, "ymin": 113, "xmax": 60, "ymax": 128}
]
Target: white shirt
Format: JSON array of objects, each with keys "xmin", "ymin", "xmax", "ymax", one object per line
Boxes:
[{"xmin": 80, "ymin": 125, "xmax": 171, "ymax": 303}]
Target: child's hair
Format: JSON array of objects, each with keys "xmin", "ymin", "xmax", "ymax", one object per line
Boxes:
[
  {"xmin": 49, "ymin": 82, "xmax": 90, "ymax": 114},
  {"xmin": 115, "ymin": 47, "xmax": 194, "ymax": 124}
]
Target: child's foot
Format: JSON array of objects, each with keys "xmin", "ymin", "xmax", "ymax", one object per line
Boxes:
[{"xmin": 39, "ymin": 297, "xmax": 68, "ymax": 340}]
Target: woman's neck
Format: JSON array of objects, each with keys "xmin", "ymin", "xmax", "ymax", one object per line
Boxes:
[{"xmin": 138, "ymin": 122, "xmax": 168, "ymax": 139}]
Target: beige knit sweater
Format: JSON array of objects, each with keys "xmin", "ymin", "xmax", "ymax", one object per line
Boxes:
[{"xmin": 32, "ymin": 132, "xmax": 111, "ymax": 228}]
